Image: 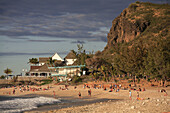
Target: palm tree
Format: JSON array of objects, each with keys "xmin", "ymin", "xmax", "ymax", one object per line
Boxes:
[
  {"xmin": 48, "ymin": 57, "xmax": 56, "ymax": 66},
  {"xmin": 4, "ymin": 68, "xmax": 12, "ymax": 79}
]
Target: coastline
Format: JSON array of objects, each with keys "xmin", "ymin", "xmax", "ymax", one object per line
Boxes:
[
  {"xmin": 0, "ymin": 84, "xmax": 170, "ymax": 113},
  {"xmin": 25, "ymin": 97, "xmax": 120, "ymax": 113}
]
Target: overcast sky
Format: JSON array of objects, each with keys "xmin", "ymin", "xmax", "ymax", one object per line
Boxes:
[
  {"xmin": 0, "ymin": 0, "xmax": 168, "ymax": 75},
  {"xmin": 0, "ymin": 0, "xmax": 168, "ymax": 41}
]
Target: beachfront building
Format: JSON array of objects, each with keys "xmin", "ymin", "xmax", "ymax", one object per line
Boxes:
[
  {"xmin": 64, "ymin": 51, "xmax": 77, "ymax": 66},
  {"xmin": 29, "ymin": 64, "xmax": 52, "ymax": 77},
  {"xmin": 29, "ymin": 53, "xmax": 64, "ymax": 77},
  {"xmin": 28, "ymin": 52, "xmax": 85, "ymax": 81},
  {"xmin": 38, "ymin": 53, "xmax": 64, "ymax": 66},
  {"xmin": 49, "ymin": 65, "xmax": 85, "ymax": 81}
]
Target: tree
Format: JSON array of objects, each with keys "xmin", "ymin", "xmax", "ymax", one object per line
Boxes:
[
  {"xmin": 71, "ymin": 44, "xmax": 87, "ymax": 65},
  {"xmin": 93, "ymin": 72, "xmax": 100, "ymax": 80},
  {"xmin": 29, "ymin": 58, "xmax": 39, "ymax": 64},
  {"xmin": 4, "ymin": 68, "xmax": 12, "ymax": 76},
  {"xmin": 112, "ymin": 40, "xmax": 148, "ymax": 86},
  {"xmin": 99, "ymin": 63, "xmax": 112, "ymax": 82},
  {"xmin": 47, "ymin": 57, "xmax": 56, "ymax": 66},
  {"xmin": 0, "ymin": 75, "xmax": 5, "ymax": 79},
  {"xmin": 108, "ymin": 65, "xmax": 117, "ymax": 79},
  {"xmin": 145, "ymin": 37, "xmax": 170, "ymax": 86}
]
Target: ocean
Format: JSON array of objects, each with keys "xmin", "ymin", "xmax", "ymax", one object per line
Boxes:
[
  {"xmin": 0, "ymin": 96, "xmax": 61, "ymax": 113},
  {"xmin": 0, "ymin": 95, "xmax": 115, "ymax": 113}
]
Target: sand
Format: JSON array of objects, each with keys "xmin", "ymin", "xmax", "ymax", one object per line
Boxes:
[{"xmin": 0, "ymin": 83, "xmax": 169, "ymax": 113}]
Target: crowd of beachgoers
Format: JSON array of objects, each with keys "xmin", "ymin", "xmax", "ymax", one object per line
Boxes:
[{"xmin": 0, "ymin": 82, "xmax": 169, "ymax": 113}]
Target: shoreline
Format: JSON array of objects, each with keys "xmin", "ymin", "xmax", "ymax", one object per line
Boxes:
[
  {"xmin": 25, "ymin": 97, "xmax": 121, "ymax": 113},
  {"xmin": 0, "ymin": 84, "xmax": 170, "ymax": 113}
]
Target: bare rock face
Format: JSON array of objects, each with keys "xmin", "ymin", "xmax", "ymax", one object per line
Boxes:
[{"xmin": 105, "ymin": 3, "xmax": 151, "ymax": 50}]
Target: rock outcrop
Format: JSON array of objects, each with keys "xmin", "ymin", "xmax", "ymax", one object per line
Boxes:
[
  {"xmin": 104, "ymin": 2, "xmax": 169, "ymax": 51},
  {"xmin": 85, "ymin": 2, "xmax": 169, "ymax": 67}
]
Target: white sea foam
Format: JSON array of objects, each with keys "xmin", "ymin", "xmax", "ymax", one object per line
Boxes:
[{"xmin": 0, "ymin": 96, "xmax": 61, "ymax": 113}]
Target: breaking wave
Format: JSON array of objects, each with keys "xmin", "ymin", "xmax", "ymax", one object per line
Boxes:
[{"xmin": 0, "ymin": 96, "xmax": 61, "ymax": 113}]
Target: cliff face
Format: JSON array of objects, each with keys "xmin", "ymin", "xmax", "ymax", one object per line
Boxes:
[
  {"xmin": 85, "ymin": 2, "xmax": 169, "ymax": 67},
  {"xmin": 104, "ymin": 2, "xmax": 169, "ymax": 50}
]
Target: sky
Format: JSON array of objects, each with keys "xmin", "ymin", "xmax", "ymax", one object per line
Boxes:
[{"xmin": 0, "ymin": 0, "xmax": 168, "ymax": 76}]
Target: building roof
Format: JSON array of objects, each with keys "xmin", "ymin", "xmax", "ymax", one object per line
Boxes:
[
  {"xmin": 52, "ymin": 53, "xmax": 63, "ymax": 61},
  {"xmin": 39, "ymin": 57, "xmax": 49, "ymax": 63},
  {"xmin": 30, "ymin": 63, "xmax": 52, "ymax": 72},
  {"xmin": 30, "ymin": 66, "xmax": 41, "ymax": 70},
  {"xmin": 49, "ymin": 65, "xmax": 85, "ymax": 69},
  {"xmin": 65, "ymin": 51, "xmax": 76, "ymax": 59},
  {"xmin": 38, "ymin": 64, "xmax": 51, "ymax": 72}
]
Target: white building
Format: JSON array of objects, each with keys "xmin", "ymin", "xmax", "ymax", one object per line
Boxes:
[
  {"xmin": 28, "ymin": 52, "xmax": 85, "ymax": 81},
  {"xmin": 64, "ymin": 51, "xmax": 77, "ymax": 65}
]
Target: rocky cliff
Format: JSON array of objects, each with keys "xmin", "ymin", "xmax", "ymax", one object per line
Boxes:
[
  {"xmin": 86, "ymin": 2, "xmax": 169, "ymax": 67},
  {"xmin": 104, "ymin": 2, "xmax": 169, "ymax": 51}
]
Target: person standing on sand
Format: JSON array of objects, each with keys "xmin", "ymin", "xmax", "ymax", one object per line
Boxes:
[
  {"xmin": 78, "ymin": 92, "xmax": 81, "ymax": 98},
  {"xmin": 136, "ymin": 92, "xmax": 139, "ymax": 100},
  {"xmin": 13, "ymin": 89, "xmax": 15, "ymax": 94},
  {"xmin": 88, "ymin": 89, "xmax": 91, "ymax": 96},
  {"xmin": 129, "ymin": 90, "xmax": 132, "ymax": 100}
]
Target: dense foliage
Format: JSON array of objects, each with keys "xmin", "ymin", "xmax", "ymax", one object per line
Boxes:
[
  {"xmin": 71, "ymin": 44, "xmax": 93, "ymax": 65},
  {"xmin": 85, "ymin": 2, "xmax": 170, "ymax": 85},
  {"xmin": 4, "ymin": 68, "xmax": 13, "ymax": 75},
  {"xmin": 112, "ymin": 37, "xmax": 170, "ymax": 85},
  {"xmin": 71, "ymin": 75, "xmax": 82, "ymax": 83},
  {"xmin": 29, "ymin": 58, "xmax": 39, "ymax": 64}
]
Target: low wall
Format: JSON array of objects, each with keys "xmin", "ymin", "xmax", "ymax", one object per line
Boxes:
[
  {"xmin": 0, "ymin": 76, "xmax": 48, "ymax": 84},
  {"xmin": 17, "ymin": 76, "xmax": 48, "ymax": 81},
  {"xmin": 0, "ymin": 79, "xmax": 11, "ymax": 84}
]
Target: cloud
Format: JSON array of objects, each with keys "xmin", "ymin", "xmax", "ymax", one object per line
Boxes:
[
  {"xmin": 8, "ymin": 36, "xmax": 30, "ymax": 40},
  {"xmin": 28, "ymin": 39, "xmax": 66, "ymax": 42},
  {"xmin": 0, "ymin": 52, "xmax": 68, "ymax": 56},
  {"xmin": 0, "ymin": 0, "xmax": 168, "ymax": 42},
  {"xmin": 71, "ymin": 40, "xmax": 85, "ymax": 44}
]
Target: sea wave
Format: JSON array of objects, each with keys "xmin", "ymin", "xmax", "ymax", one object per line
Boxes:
[{"xmin": 0, "ymin": 96, "xmax": 61, "ymax": 113}]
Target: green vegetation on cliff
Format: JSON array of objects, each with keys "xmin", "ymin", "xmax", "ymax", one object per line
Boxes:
[{"xmin": 85, "ymin": 2, "xmax": 170, "ymax": 86}]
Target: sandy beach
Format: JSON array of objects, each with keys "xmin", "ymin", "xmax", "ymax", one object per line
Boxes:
[{"xmin": 0, "ymin": 83, "xmax": 169, "ymax": 113}]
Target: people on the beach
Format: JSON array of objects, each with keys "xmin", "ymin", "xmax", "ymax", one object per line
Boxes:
[
  {"xmin": 136, "ymin": 92, "xmax": 139, "ymax": 100},
  {"xmin": 110, "ymin": 84, "xmax": 112, "ymax": 89},
  {"xmin": 138, "ymin": 88, "xmax": 141, "ymax": 91},
  {"xmin": 115, "ymin": 84, "xmax": 117, "ymax": 88},
  {"xmin": 119, "ymin": 84, "xmax": 121, "ymax": 88},
  {"xmin": 109, "ymin": 88, "xmax": 113, "ymax": 92},
  {"xmin": 13, "ymin": 89, "xmax": 15, "ymax": 94},
  {"xmin": 78, "ymin": 92, "xmax": 81, "ymax": 98},
  {"xmin": 88, "ymin": 89, "xmax": 91, "ymax": 96},
  {"xmin": 160, "ymin": 89, "xmax": 168, "ymax": 96},
  {"xmin": 129, "ymin": 90, "xmax": 132, "ymax": 100},
  {"xmin": 116, "ymin": 88, "xmax": 119, "ymax": 92}
]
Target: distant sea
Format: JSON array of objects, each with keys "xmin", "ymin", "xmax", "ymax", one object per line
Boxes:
[{"xmin": 0, "ymin": 35, "xmax": 107, "ymax": 76}]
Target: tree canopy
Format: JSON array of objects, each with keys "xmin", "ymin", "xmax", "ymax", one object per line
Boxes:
[
  {"xmin": 4, "ymin": 68, "xmax": 12, "ymax": 75},
  {"xmin": 29, "ymin": 58, "xmax": 39, "ymax": 64}
]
